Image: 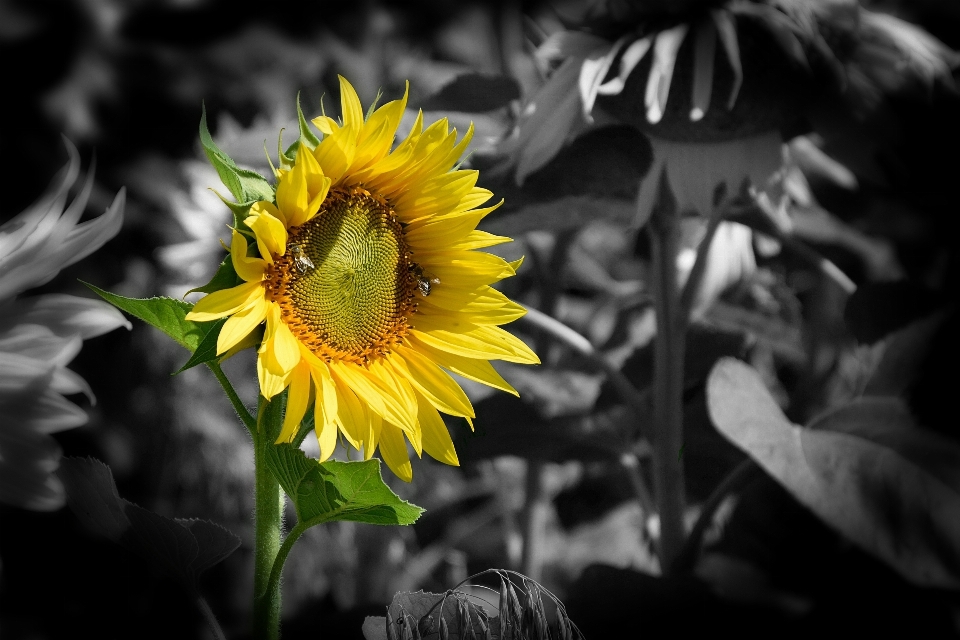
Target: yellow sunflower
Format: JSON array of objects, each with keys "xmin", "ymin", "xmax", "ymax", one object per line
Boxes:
[{"xmin": 185, "ymin": 77, "xmax": 538, "ymax": 481}]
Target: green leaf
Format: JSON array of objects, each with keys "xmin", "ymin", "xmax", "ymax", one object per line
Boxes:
[
  {"xmin": 58, "ymin": 457, "xmax": 130, "ymax": 541},
  {"xmin": 174, "ymin": 318, "xmax": 226, "ymax": 374},
  {"xmin": 297, "ymin": 92, "xmax": 321, "ymax": 149},
  {"xmin": 84, "ymin": 283, "xmax": 207, "ymax": 351},
  {"xmin": 267, "ymin": 444, "xmax": 423, "ymax": 526},
  {"xmin": 58, "ymin": 457, "xmax": 241, "ymax": 593},
  {"xmin": 186, "ymin": 255, "xmax": 241, "ymax": 296},
  {"xmin": 707, "ymin": 357, "xmax": 960, "ymax": 589},
  {"xmin": 199, "ymin": 103, "xmax": 275, "ymax": 204}
]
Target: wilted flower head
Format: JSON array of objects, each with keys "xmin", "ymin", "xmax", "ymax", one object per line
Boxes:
[
  {"xmin": 509, "ymin": 0, "xmax": 958, "ymax": 221},
  {"xmin": 0, "ymin": 141, "xmax": 128, "ymax": 510}
]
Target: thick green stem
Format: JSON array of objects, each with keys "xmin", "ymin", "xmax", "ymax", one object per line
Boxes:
[
  {"xmin": 260, "ymin": 521, "xmax": 308, "ymax": 617},
  {"xmin": 253, "ymin": 400, "xmax": 284, "ymax": 640},
  {"xmin": 648, "ymin": 169, "xmax": 687, "ymax": 573}
]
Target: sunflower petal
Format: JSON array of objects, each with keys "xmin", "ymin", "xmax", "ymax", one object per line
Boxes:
[
  {"xmin": 276, "ymin": 361, "xmax": 311, "ymax": 443},
  {"xmin": 691, "ymin": 20, "xmax": 717, "ymax": 121},
  {"xmin": 337, "ymin": 75, "xmax": 365, "ymax": 132},
  {"xmin": 598, "ymin": 36, "xmax": 652, "ymax": 96},
  {"xmin": 410, "ymin": 324, "xmax": 539, "ymax": 364},
  {"xmin": 330, "ymin": 362, "xmax": 418, "ymax": 435},
  {"xmin": 230, "ymin": 229, "xmax": 267, "ymax": 282},
  {"xmin": 309, "ymin": 359, "xmax": 339, "ymax": 461},
  {"xmin": 260, "ymin": 303, "xmax": 302, "ymax": 377},
  {"xmin": 363, "ymin": 410, "xmax": 381, "ymax": 461},
  {"xmin": 186, "ymin": 280, "xmax": 263, "ymax": 321},
  {"xmin": 257, "ymin": 352, "xmax": 288, "ymax": 399},
  {"xmin": 645, "ymin": 24, "xmax": 690, "ymax": 124},
  {"xmin": 246, "ymin": 204, "xmax": 288, "ymax": 259},
  {"xmin": 377, "ymin": 422, "xmax": 413, "ymax": 482},
  {"xmin": 276, "ymin": 154, "xmax": 310, "ymax": 228},
  {"xmin": 393, "ymin": 345, "xmax": 474, "ymax": 418},
  {"xmin": 416, "ymin": 392, "xmax": 460, "ymax": 466},
  {"xmin": 217, "ymin": 295, "xmax": 267, "ymax": 355}
]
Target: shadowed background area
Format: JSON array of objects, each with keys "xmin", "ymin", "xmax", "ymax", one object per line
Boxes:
[{"xmin": 2, "ymin": 0, "xmax": 960, "ymax": 638}]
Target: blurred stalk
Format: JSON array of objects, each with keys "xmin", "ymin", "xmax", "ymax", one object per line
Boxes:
[
  {"xmin": 520, "ymin": 459, "xmax": 547, "ymax": 581},
  {"xmin": 196, "ymin": 595, "xmax": 228, "ymax": 640},
  {"xmin": 672, "ymin": 459, "xmax": 760, "ymax": 573},
  {"xmin": 519, "ymin": 306, "xmax": 650, "ymax": 437},
  {"xmin": 253, "ymin": 398, "xmax": 284, "ymax": 640},
  {"xmin": 647, "ymin": 168, "xmax": 687, "ymax": 572}
]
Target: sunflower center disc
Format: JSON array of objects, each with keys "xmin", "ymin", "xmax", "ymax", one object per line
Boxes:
[{"xmin": 265, "ymin": 187, "xmax": 417, "ymax": 364}]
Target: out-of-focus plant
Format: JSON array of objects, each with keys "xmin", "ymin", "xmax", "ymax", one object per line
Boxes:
[
  {"xmin": 0, "ymin": 141, "xmax": 127, "ymax": 511},
  {"xmin": 74, "ymin": 76, "xmax": 540, "ymax": 638},
  {"xmin": 493, "ymin": 0, "xmax": 958, "ymax": 573}
]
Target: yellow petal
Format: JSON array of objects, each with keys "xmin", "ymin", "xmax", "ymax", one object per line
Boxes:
[
  {"xmin": 249, "ymin": 199, "xmax": 287, "ymax": 228},
  {"xmin": 276, "ymin": 360, "xmax": 311, "ymax": 443},
  {"xmin": 367, "ymin": 360, "xmax": 420, "ymax": 451},
  {"xmin": 420, "ymin": 299, "xmax": 527, "ymax": 326},
  {"xmin": 216, "ymin": 295, "xmax": 267, "ymax": 355},
  {"xmin": 186, "ymin": 280, "xmax": 264, "ymax": 322},
  {"xmin": 230, "ymin": 229, "xmax": 267, "ymax": 282},
  {"xmin": 329, "ymin": 362, "xmax": 418, "ymax": 436},
  {"xmin": 393, "ymin": 345, "xmax": 474, "ymax": 419},
  {"xmin": 363, "ymin": 410, "xmax": 382, "ymax": 461},
  {"xmin": 378, "ymin": 422, "xmax": 413, "ymax": 482},
  {"xmin": 416, "ymin": 391, "xmax": 460, "ymax": 466},
  {"xmin": 313, "ymin": 128, "xmax": 356, "ymax": 185},
  {"xmin": 337, "ymin": 75, "xmax": 365, "ymax": 132},
  {"xmin": 246, "ymin": 204, "xmax": 288, "ymax": 259},
  {"xmin": 297, "ymin": 145, "xmax": 330, "ymax": 204},
  {"xmin": 258, "ymin": 352, "xmax": 288, "ymax": 399},
  {"xmin": 407, "ymin": 340, "xmax": 518, "ymax": 396},
  {"xmin": 403, "ymin": 202, "xmax": 500, "ymax": 249},
  {"xmin": 334, "ymin": 381, "xmax": 365, "ymax": 449},
  {"xmin": 309, "ymin": 360, "xmax": 339, "ymax": 461},
  {"xmin": 409, "ymin": 324, "xmax": 539, "ymax": 364},
  {"xmin": 276, "ymin": 154, "xmax": 310, "ymax": 228},
  {"xmin": 261, "ymin": 303, "xmax": 301, "ymax": 374},
  {"xmin": 218, "ymin": 324, "xmax": 263, "ymax": 362},
  {"xmin": 446, "ymin": 230, "xmax": 512, "ymax": 251}
]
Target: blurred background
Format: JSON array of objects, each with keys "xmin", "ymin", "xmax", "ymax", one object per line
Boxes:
[{"xmin": 2, "ymin": 0, "xmax": 960, "ymax": 638}]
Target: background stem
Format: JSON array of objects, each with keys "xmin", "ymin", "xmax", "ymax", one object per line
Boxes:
[
  {"xmin": 519, "ymin": 459, "xmax": 546, "ymax": 581},
  {"xmin": 647, "ymin": 169, "xmax": 687, "ymax": 573}
]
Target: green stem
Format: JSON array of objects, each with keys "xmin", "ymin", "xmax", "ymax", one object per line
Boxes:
[
  {"xmin": 260, "ymin": 521, "xmax": 309, "ymax": 616},
  {"xmin": 207, "ymin": 361, "xmax": 256, "ymax": 434},
  {"xmin": 252, "ymin": 400, "xmax": 284, "ymax": 640},
  {"xmin": 648, "ymin": 168, "xmax": 687, "ymax": 573}
]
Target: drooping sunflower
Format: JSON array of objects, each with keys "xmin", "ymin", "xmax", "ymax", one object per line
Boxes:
[
  {"xmin": 186, "ymin": 77, "xmax": 538, "ymax": 481},
  {"xmin": 0, "ymin": 142, "xmax": 128, "ymax": 510}
]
